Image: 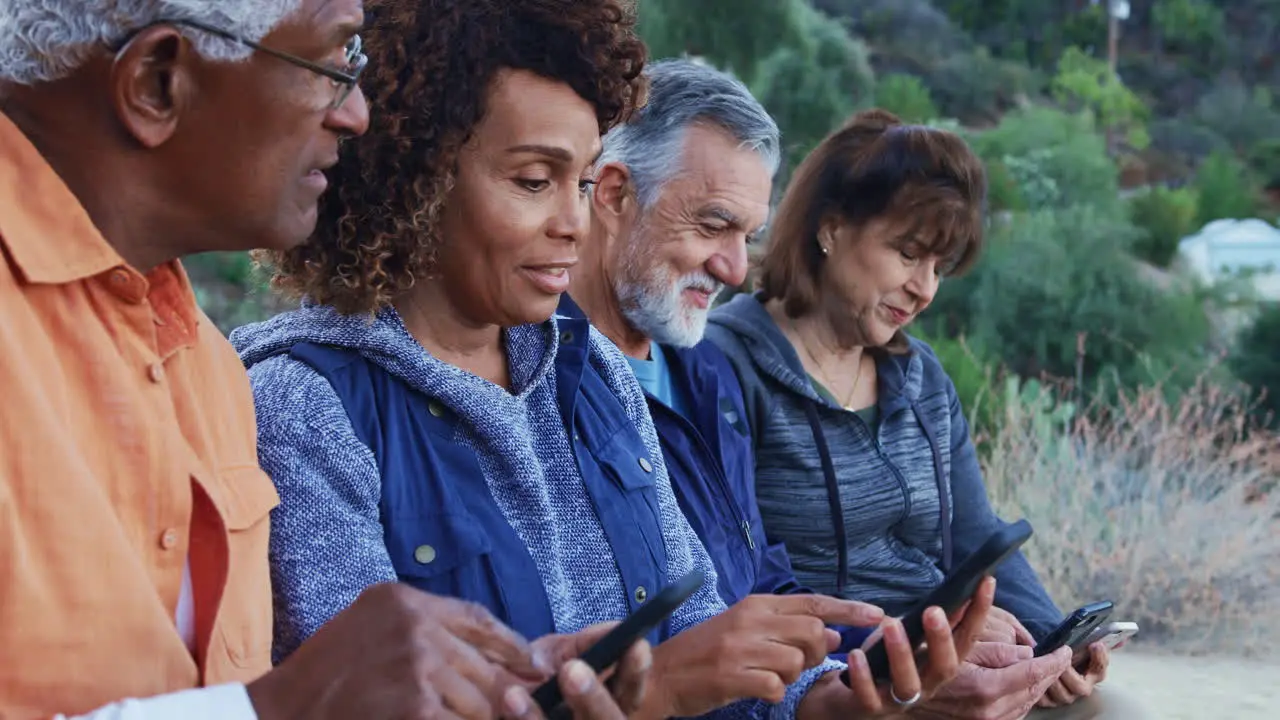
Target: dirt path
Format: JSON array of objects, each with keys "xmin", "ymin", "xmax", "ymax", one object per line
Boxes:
[{"xmin": 1106, "ymin": 651, "xmax": 1280, "ymax": 718}]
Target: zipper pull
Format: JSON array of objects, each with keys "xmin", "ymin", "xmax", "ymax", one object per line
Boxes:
[{"xmin": 742, "ymin": 520, "xmax": 756, "ymax": 551}]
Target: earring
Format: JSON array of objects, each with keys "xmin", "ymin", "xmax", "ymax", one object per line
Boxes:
[{"xmin": 818, "ymin": 231, "xmax": 833, "ymax": 257}]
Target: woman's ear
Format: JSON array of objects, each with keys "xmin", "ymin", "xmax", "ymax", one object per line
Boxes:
[{"xmin": 817, "ymin": 215, "xmax": 843, "ymax": 256}]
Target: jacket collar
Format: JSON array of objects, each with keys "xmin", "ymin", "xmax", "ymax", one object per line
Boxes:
[{"xmin": 714, "ymin": 292, "xmax": 925, "ymax": 411}]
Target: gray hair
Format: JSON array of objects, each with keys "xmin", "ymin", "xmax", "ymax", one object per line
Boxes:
[
  {"xmin": 598, "ymin": 58, "xmax": 780, "ymax": 210},
  {"xmin": 0, "ymin": 0, "xmax": 303, "ymax": 86}
]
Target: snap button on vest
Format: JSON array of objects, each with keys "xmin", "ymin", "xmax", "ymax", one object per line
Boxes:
[{"xmin": 414, "ymin": 545, "xmax": 437, "ymax": 564}]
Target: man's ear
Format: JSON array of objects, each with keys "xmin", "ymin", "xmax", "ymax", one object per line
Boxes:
[
  {"xmin": 593, "ymin": 161, "xmax": 634, "ymax": 215},
  {"xmin": 591, "ymin": 161, "xmax": 637, "ymax": 241},
  {"xmin": 110, "ymin": 26, "xmax": 194, "ymax": 149}
]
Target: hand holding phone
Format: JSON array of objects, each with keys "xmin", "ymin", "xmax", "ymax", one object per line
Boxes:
[
  {"xmin": 842, "ymin": 519, "xmax": 1034, "ymax": 686},
  {"xmin": 531, "ymin": 569, "xmax": 706, "ymax": 717},
  {"xmin": 1033, "ymin": 601, "xmax": 1114, "ymax": 658},
  {"xmin": 1072, "ymin": 621, "xmax": 1138, "ymax": 669}
]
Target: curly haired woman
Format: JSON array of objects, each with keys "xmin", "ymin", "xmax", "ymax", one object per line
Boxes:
[{"xmin": 231, "ymin": 2, "xmax": 957, "ymax": 718}]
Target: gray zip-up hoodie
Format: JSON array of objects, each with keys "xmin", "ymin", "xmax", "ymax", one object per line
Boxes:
[{"xmin": 707, "ymin": 293, "xmax": 1062, "ymax": 639}]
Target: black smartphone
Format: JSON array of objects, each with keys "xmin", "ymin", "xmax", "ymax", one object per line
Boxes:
[
  {"xmin": 842, "ymin": 519, "xmax": 1034, "ymax": 686},
  {"xmin": 531, "ymin": 568, "xmax": 706, "ymax": 716},
  {"xmin": 1033, "ymin": 601, "xmax": 1114, "ymax": 658}
]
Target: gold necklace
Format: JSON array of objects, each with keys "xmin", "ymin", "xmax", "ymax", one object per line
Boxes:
[{"xmin": 796, "ymin": 325, "xmax": 864, "ymax": 410}]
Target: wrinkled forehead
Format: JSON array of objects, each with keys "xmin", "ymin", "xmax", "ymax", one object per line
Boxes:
[{"xmin": 666, "ymin": 126, "xmax": 773, "ymax": 227}]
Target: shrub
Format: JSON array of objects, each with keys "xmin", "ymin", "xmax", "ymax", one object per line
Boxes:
[
  {"xmin": 1118, "ymin": 53, "xmax": 1210, "ymax": 118},
  {"xmin": 1147, "ymin": 116, "xmax": 1231, "ymax": 167},
  {"xmin": 984, "ymin": 375, "xmax": 1280, "ymax": 655},
  {"xmin": 637, "ymin": 0, "xmax": 807, "ymax": 82},
  {"xmin": 1051, "ymin": 46, "xmax": 1150, "ymax": 151},
  {"xmin": 912, "ymin": 326, "xmax": 1005, "ymax": 445},
  {"xmin": 1231, "ymin": 302, "xmax": 1280, "ymax": 429},
  {"xmin": 753, "ymin": 5, "xmax": 874, "ymax": 181},
  {"xmin": 968, "ymin": 107, "xmax": 1121, "ymax": 214},
  {"xmin": 186, "ymin": 252, "xmax": 287, "ymax": 334},
  {"xmin": 925, "ymin": 49, "xmax": 1044, "ymax": 124},
  {"xmin": 1152, "ymin": 0, "xmax": 1227, "ymax": 59},
  {"xmin": 925, "ymin": 206, "xmax": 1215, "ymax": 396},
  {"xmin": 1127, "ymin": 186, "xmax": 1200, "ymax": 267},
  {"xmin": 1192, "ymin": 83, "xmax": 1280, "ymax": 156},
  {"xmin": 799, "ymin": 4, "xmax": 876, "ymax": 102},
  {"xmin": 1194, "ymin": 151, "xmax": 1261, "ymax": 225},
  {"xmin": 999, "ymin": 150, "xmax": 1063, "ymax": 210},
  {"xmin": 873, "ymin": 74, "xmax": 938, "ymax": 123},
  {"xmin": 982, "ymin": 159, "xmax": 1028, "ymax": 213},
  {"xmin": 754, "ymin": 47, "xmax": 856, "ymax": 179},
  {"xmin": 819, "ymin": 0, "xmax": 970, "ymax": 69},
  {"xmin": 1249, "ymin": 139, "xmax": 1280, "ymax": 190}
]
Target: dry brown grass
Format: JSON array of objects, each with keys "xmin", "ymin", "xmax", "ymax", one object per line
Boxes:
[{"xmin": 982, "ymin": 376, "xmax": 1280, "ymax": 658}]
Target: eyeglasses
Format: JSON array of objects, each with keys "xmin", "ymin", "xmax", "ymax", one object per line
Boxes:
[{"xmin": 116, "ymin": 18, "xmax": 368, "ymax": 110}]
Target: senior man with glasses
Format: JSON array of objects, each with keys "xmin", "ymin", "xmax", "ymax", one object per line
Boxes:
[{"xmin": 0, "ymin": 2, "xmax": 638, "ymax": 719}]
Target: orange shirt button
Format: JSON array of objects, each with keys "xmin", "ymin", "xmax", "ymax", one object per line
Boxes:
[
  {"xmin": 147, "ymin": 363, "xmax": 165, "ymax": 384},
  {"xmin": 109, "ymin": 269, "xmax": 131, "ymax": 286},
  {"xmin": 159, "ymin": 528, "xmax": 180, "ymax": 550}
]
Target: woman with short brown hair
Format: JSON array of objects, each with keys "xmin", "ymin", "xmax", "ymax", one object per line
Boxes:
[{"xmin": 709, "ymin": 109, "xmax": 1124, "ymax": 715}]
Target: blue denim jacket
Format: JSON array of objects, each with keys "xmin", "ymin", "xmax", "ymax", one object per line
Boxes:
[{"xmin": 558, "ymin": 295, "xmax": 872, "ymax": 653}]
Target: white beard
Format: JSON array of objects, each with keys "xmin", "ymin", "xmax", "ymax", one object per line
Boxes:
[{"xmin": 614, "ymin": 227, "xmax": 723, "ymax": 348}]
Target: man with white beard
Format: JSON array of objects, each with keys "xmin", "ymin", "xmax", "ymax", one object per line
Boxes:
[
  {"xmin": 562, "ymin": 58, "xmax": 879, "ymax": 646},
  {"xmin": 564, "ymin": 58, "xmax": 1095, "ymax": 720}
]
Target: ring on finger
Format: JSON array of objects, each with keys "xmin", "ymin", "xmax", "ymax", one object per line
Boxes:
[{"xmin": 890, "ymin": 685, "xmax": 922, "ymax": 707}]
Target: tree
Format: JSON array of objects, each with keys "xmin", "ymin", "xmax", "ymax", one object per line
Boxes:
[
  {"xmin": 1231, "ymin": 302, "xmax": 1280, "ymax": 428},
  {"xmin": 751, "ymin": 3, "xmax": 875, "ymax": 178},
  {"xmin": 637, "ymin": 0, "xmax": 806, "ymax": 83},
  {"xmin": 1151, "ymin": 0, "xmax": 1226, "ymax": 57},
  {"xmin": 874, "ymin": 74, "xmax": 938, "ymax": 123},
  {"xmin": 1194, "ymin": 152, "xmax": 1260, "ymax": 225},
  {"xmin": 924, "ymin": 205, "xmax": 1215, "ymax": 398},
  {"xmin": 968, "ymin": 106, "xmax": 1122, "ymax": 214},
  {"xmin": 1051, "ymin": 46, "xmax": 1150, "ymax": 151},
  {"xmin": 639, "ymin": 0, "xmax": 874, "ymax": 183},
  {"xmin": 1127, "ymin": 186, "xmax": 1200, "ymax": 267},
  {"xmin": 1192, "ymin": 83, "xmax": 1280, "ymax": 157}
]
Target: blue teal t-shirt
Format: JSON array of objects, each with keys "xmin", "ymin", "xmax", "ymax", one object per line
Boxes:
[{"xmin": 626, "ymin": 341, "xmax": 691, "ymax": 419}]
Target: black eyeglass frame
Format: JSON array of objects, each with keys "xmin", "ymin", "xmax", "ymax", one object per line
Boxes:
[{"xmin": 113, "ymin": 18, "xmax": 367, "ymax": 110}]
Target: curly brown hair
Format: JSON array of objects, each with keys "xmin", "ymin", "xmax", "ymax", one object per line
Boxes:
[{"xmin": 259, "ymin": 0, "xmax": 648, "ymax": 315}]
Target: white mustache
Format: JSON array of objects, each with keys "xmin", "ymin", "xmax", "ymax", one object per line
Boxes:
[{"xmin": 677, "ymin": 272, "xmax": 722, "ymax": 296}]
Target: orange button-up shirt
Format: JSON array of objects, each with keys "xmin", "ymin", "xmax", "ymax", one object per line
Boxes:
[{"xmin": 0, "ymin": 112, "xmax": 279, "ymax": 717}]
